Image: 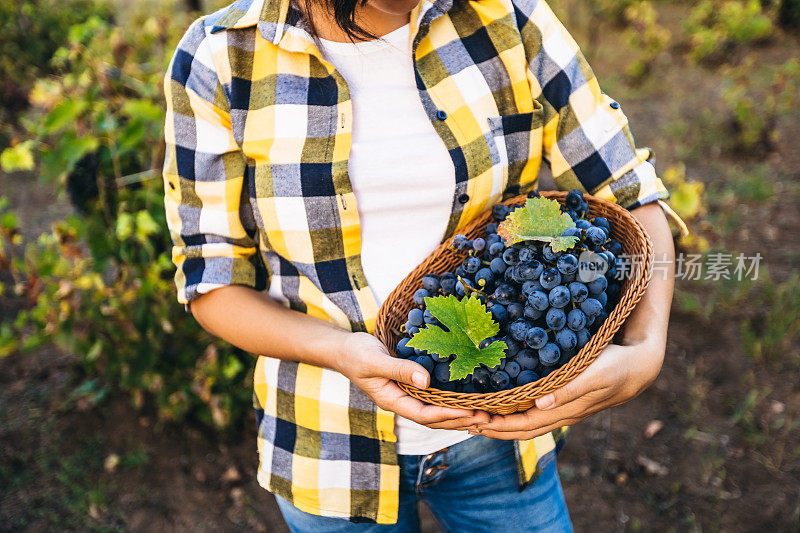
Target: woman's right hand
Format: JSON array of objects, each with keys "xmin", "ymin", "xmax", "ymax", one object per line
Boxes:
[{"xmin": 336, "ymin": 332, "xmax": 490, "ymax": 430}]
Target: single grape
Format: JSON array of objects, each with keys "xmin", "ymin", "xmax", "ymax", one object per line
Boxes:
[
  {"xmin": 593, "ymin": 217, "xmax": 609, "ymax": 230},
  {"xmin": 548, "ymin": 285, "xmax": 571, "ymax": 308},
  {"xmin": 607, "ymin": 240, "xmax": 623, "ymax": 256},
  {"xmin": 463, "ymin": 256, "xmax": 481, "ymax": 274},
  {"xmin": 576, "ymin": 219, "xmax": 591, "ymax": 230},
  {"xmin": 504, "ymin": 360, "xmax": 521, "ymax": 379},
  {"xmin": 422, "ymin": 274, "xmax": 440, "ymax": 293},
  {"xmin": 527, "ymin": 290, "xmax": 550, "ymax": 311},
  {"xmin": 540, "ymin": 268, "xmax": 562, "ymax": 290},
  {"xmin": 580, "ymin": 298, "xmax": 603, "ymax": 317},
  {"xmin": 546, "ymin": 308, "xmax": 567, "ymax": 330},
  {"xmin": 587, "ymin": 276, "xmax": 607, "ymax": 296},
  {"xmin": 472, "ymin": 237, "xmax": 486, "ymax": 252},
  {"xmin": 516, "ymin": 370, "xmax": 540, "ymax": 386},
  {"xmin": 508, "ymin": 265, "xmax": 526, "ymax": 285},
  {"xmin": 565, "ymin": 189, "xmax": 583, "ymax": 211},
  {"xmin": 516, "ymin": 261, "xmax": 541, "ymax": 281},
  {"xmin": 397, "ymin": 337, "xmax": 415, "ymax": 358},
  {"xmin": 527, "ymin": 190, "xmax": 541, "ymax": 198},
  {"xmin": 407, "ymin": 308, "xmax": 424, "ymax": 327},
  {"xmin": 515, "ymin": 348, "xmax": 539, "ymax": 370},
  {"xmin": 562, "ymin": 227, "xmax": 581, "ymax": 238},
  {"xmin": 523, "ymin": 305, "xmax": 543, "ymax": 321},
  {"xmin": 568, "ymin": 281, "xmax": 589, "ymax": 303},
  {"xmin": 406, "ymin": 324, "xmax": 420, "ymax": 335},
  {"xmin": 433, "ymin": 362, "xmax": 450, "ymax": 383},
  {"xmin": 489, "ymin": 242, "xmax": 505, "ymax": 256},
  {"xmin": 492, "ymin": 204, "xmax": 510, "ymax": 221},
  {"xmin": 525, "ymin": 326, "xmax": 548, "ymax": 349},
  {"xmin": 453, "ymin": 234, "xmax": 468, "ymax": 250},
  {"xmin": 493, "ymin": 283, "xmax": 517, "ymax": 305},
  {"xmin": 490, "ymin": 370, "xmax": 511, "ymax": 390},
  {"xmin": 507, "ymin": 302, "xmax": 524, "ymax": 321},
  {"xmin": 413, "ymin": 288, "xmax": 429, "ymax": 306},
  {"xmin": 539, "ymin": 343, "xmax": 561, "ymax": 366},
  {"xmin": 485, "ymin": 222, "xmax": 498, "ymax": 234},
  {"xmin": 480, "ymin": 338, "xmax": 496, "ymax": 350},
  {"xmin": 555, "ymin": 328, "xmax": 577, "ymax": 351},
  {"xmin": 489, "ymin": 257, "xmax": 507, "ymax": 276},
  {"xmin": 542, "ymin": 244, "xmax": 559, "ymax": 263},
  {"xmin": 567, "ymin": 308, "xmax": 587, "ymax": 331},
  {"xmin": 518, "ymin": 246, "xmax": 538, "ymax": 262},
  {"xmin": 503, "ymin": 337, "xmax": 522, "ymax": 357},
  {"xmin": 471, "ymin": 367, "xmax": 491, "ymax": 389},
  {"xmin": 440, "ymin": 276, "xmax": 456, "ymax": 295},
  {"xmin": 414, "ymin": 355, "xmax": 435, "ymax": 374},
  {"xmin": 561, "ymin": 271, "xmax": 577, "ymax": 284},
  {"xmin": 454, "ymin": 279, "xmax": 469, "ymax": 298},
  {"xmin": 508, "ymin": 319, "xmax": 529, "ymax": 342},
  {"xmin": 502, "ymin": 246, "xmax": 520, "ymax": 266},
  {"xmin": 556, "ymin": 253, "xmax": 578, "ymax": 275},
  {"xmin": 489, "ymin": 303, "xmax": 508, "ymax": 324},
  {"xmin": 475, "ymin": 267, "xmax": 495, "ymax": 289},
  {"xmin": 586, "ymin": 226, "xmax": 606, "ymax": 247}
]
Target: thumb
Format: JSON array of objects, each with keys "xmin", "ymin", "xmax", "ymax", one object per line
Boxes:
[
  {"xmin": 535, "ymin": 375, "xmax": 590, "ymax": 410},
  {"xmin": 374, "ymin": 356, "xmax": 430, "ymax": 389}
]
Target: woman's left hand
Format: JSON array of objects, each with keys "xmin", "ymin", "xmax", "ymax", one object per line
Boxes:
[{"xmin": 469, "ymin": 338, "xmax": 665, "ymax": 440}]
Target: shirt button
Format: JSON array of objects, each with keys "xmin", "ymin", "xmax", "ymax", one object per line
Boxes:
[
  {"xmin": 436, "ymin": 109, "xmax": 448, "ymax": 120},
  {"xmin": 609, "ymin": 101, "xmax": 620, "ymax": 109},
  {"xmin": 458, "ymin": 193, "xmax": 469, "ymax": 204}
]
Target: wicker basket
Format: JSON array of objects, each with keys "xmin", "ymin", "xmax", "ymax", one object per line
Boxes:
[{"xmin": 374, "ymin": 191, "xmax": 654, "ymax": 414}]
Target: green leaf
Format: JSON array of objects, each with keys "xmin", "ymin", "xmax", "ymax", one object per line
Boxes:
[
  {"xmin": 0, "ymin": 141, "xmax": 36, "ymax": 172},
  {"xmin": 497, "ymin": 197, "xmax": 578, "ymax": 251},
  {"xmin": 44, "ymin": 100, "xmax": 89, "ymax": 133},
  {"xmin": 135, "ymin": 210, "xmax": 159, "ymax": 241},
  {"xmin": 406, "ymin": 295, "xmax": 507, "ymax": 381}
]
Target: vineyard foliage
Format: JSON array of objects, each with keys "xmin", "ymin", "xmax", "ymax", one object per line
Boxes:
[{"xmin": 0, "ymin": 0, "xmax": 796, "ymax": 429}]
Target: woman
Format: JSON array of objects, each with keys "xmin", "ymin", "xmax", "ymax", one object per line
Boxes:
[{"xmin": 162, "ymin": 0, "xmax": 679, "ymax": 529}]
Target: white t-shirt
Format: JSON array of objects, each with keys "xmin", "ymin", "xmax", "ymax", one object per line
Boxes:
[{"xmin": 316, "ymin": 21, "xmax": 472, "ymax": 455}]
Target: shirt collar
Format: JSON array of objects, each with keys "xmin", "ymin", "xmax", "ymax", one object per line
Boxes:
[{"xmin": 209, "ymin": 0, "xmax": 458, "ymax": 51}]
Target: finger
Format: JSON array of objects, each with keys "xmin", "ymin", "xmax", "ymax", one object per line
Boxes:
[
  {"xmin": 533, "ymin": 346, "xmax": 624, "ymax": 411},
  {"xmin": 378, "ymin": 381, "xmax": 476, "ymax": 422},
  {"xmin": 368, "ymin": 355, "xmax": 430, "ymax": 389},
  {"xmin": 474, "ymin": 417, "xmax": 584, "ymax": 440},
  {"xmin": 425, "ymin": 411, "xmax": 491, "ymax": 430},
  {"xmin": 479, "ymin": 389, "xmax": 613, "ymax": 432}
]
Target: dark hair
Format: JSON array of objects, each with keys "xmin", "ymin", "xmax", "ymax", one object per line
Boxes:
[{"xmin": 300, "ymin": 0, "xmax": 379, "ymax": 42}]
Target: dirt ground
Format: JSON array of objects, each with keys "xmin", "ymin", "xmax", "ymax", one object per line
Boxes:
[{"xmin": 2, "ymin": 3, "xmax": 800, "ymax": 532}]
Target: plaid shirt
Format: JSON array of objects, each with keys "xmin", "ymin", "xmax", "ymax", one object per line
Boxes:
[{"xmin": 162, "ymin": 0, "xmax": 672, "ymax": 523}]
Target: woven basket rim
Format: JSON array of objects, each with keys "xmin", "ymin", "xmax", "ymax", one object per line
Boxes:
[{"xmin": 374, "ymin": 191, "xmax": 654, "ymax": 414}]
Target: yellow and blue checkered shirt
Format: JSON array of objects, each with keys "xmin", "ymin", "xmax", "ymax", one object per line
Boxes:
[{"xmin": 162, "ymin": 0, "xmax": 671, "ymax": 523}]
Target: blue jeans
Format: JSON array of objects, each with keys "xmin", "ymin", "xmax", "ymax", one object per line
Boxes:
[{"xmin": 275, "ymin": 435, "xmax": 573, "ymax": 532}]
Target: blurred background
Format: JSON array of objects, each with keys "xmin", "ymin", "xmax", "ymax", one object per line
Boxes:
[{"xmin": 0, "ymin": 0, "xmax": 798, "ymax": 530}]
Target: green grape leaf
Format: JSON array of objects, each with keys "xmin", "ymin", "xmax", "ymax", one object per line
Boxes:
[
  {"xmin": 406, "ymin": 295, "xmax": 507, "ymax": 381},
  {"xmin": 497, "ymin": 197, "xmax": 578, "ymax": 252}
]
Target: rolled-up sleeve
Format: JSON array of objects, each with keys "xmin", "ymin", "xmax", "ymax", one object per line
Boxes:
[
  {"xmin": 514, "ymin": 0, "xmax": 671, "ymax": 210},
  {"xmin": 162, "ymin": 19, "xmax": 268, "ymax": 308}
]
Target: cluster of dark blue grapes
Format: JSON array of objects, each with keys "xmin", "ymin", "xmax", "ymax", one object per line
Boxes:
[{"xmin": 395, "ymin": 190, "xmax": 626, "ymax": 393}]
